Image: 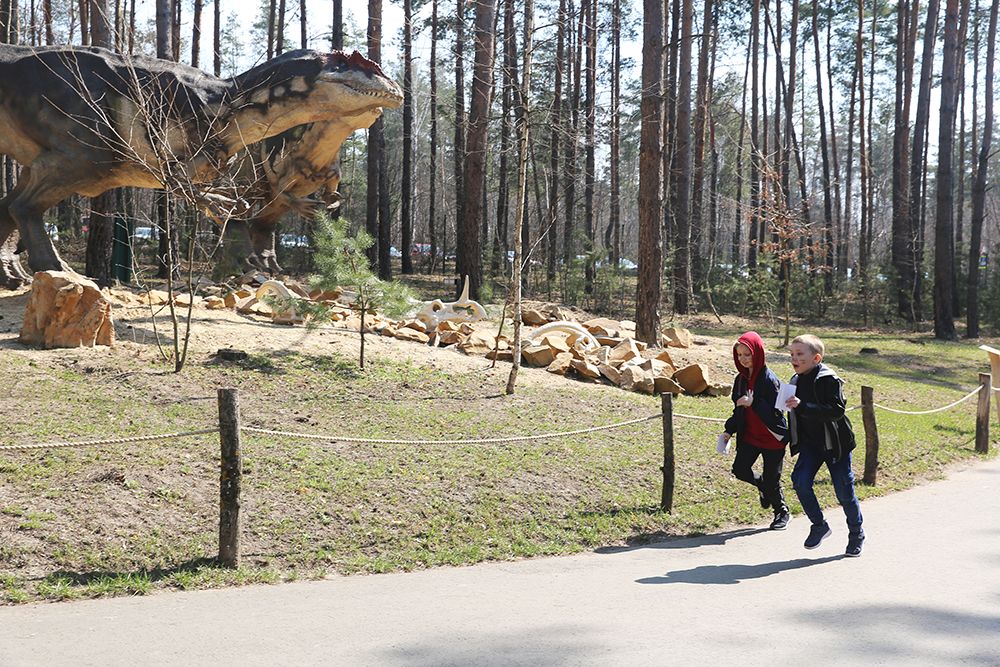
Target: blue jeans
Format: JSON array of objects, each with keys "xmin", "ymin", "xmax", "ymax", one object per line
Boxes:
[{"xmin": 791, "ymin": 445, "xmax": 864, "ymax": 536}]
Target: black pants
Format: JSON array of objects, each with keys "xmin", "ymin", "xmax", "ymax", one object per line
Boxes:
[{"xmin": 732, "ymin": 442, "xmax": 788, "ymax": 512}]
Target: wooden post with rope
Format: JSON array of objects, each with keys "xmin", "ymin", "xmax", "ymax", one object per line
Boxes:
[
  {"xmin": 979, "ymin": 346, "xmax": 1000, "ymax": 427},
  {"xmin": 976, "ymin": 373, "xmax": 991, "ymax": 454},
  {"xmin": 861, "ymin": 386, "xmax": 879, "ymax": 485},
  {"xmin": 660, "ymin": 393, "xmax": 675, "ymax": 512},
  {"xmin": 218, "ymin": 388, "xmax": 242, "ymax": 568}
]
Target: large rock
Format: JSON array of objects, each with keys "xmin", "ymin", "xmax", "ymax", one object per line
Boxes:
[
  {"xmin": 19, "ymin": 271, "xmax": 114, "ymax": 348},
  {"xmin": 547, "ymin": 352, "xmax": 575, "ymax": 375},
  {"xmin": 522, "ymin": 309, "xmax": 548, "ymax": 326},
  {"xmin": 458, "ymin": 330, "xmax": 496, "ymax": 355},
  {"xmin": 522, "ymin": 344, "xmax": 556, "ymax": 367},
  {"xmin": 674, "ymin": 363, "xmax": 710, "ymax": 394},
  {"xmin": 663, "ymin": 327, "xmax": 694, "ymax": 348},
  {"xmin": 620, "ymin": 365, "xmax": 655, "ymax": 394},
  {"xmin": 571, "ymin": 358, "xmax": 602, "ymax": 381},
  {"xmin": 609, "ymin": 338, "xmax": 643, "ymax": 364},
  {"xmin": 394, "ymin": 327, "xmax": 431, "ymax": 344},
  {"xmin": 654, "ymin": 376, "xmax": 684, "ymax": 395},
  {"xmin": 582, "ymin": 317, "xmax": 622, "ymax": 338},
  {"xmin": 597, "ymin": 362, "xmax": 622, "ymax": 385}
]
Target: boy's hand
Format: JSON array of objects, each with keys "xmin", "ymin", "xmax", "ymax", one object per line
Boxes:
[
  {"xmin": 736, "ymin": 391, "xmax": 753, "ymax": 407},
  {"xmin": 785, "ymin": 396, "xmax": 801, "ymax": 409}
]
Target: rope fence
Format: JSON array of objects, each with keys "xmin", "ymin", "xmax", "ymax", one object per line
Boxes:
[{"xmin": 2, "ymin": 371, "xmax": 996, "ymax": 567}]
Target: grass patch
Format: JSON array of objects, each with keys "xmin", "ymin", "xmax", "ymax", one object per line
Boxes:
[{"xmin": 0, "ymin": 327, "xmax": 996, "ymax": 604}]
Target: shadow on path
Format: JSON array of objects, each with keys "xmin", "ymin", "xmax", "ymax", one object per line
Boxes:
[{"xmin": 636, "ymin": 555, "xmax": 843, "ymax": 585}]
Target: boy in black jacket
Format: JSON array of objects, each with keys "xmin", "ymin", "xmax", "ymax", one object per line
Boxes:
[{"xmin": 785, "ymin": 334, "xmax": 865, "ymax": 557}]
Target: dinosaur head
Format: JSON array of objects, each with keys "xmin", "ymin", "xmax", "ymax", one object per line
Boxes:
[{"xmin": 228, "ymin": 49, "xmax": 403, "ymax": 136}]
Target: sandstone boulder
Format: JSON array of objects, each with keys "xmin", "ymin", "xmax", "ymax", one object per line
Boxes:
[
  {"xmin": 571, "ymin": 358, "xmax": 602, "ymax": 381},
  {"xmin": 582, "ymin": 317, "xmax": 622, "ymax": 338},
  {"xmin": 654, "ymin": 376, "xmax": 684, "ymax": 395},
  {"xmin": 547, "ymin": 352, "xmax": 574, "ymax": 375},
  {"xmin": 609, "ymin": 338, "xmax": 643, "ymax": 364},
  {"xmin": 522, "ymin": 344, "xmax": 556, "ymax": 367},
  {"xmin": 394, "ymin": 327, "xmax": 430, "ymax": 344},
  {"xmin": 674, "ymin": 363, "xmax": 710, "ymax": 394},
  {"xmin": 522, "ymin": 309, "xmax": 548, "ymax": 326},
  {"xmin": 597, "ymin": 362, "xmax": 622, "ymax": 385},
  {"xmin": 458, "ymin": 330, "xmax": 496, "ymax": 355},
  {"xmin": 19, "ymin": 271, "xmax": 114, "ymax": 348},
  {"xmin": 663, "ymin": 327, "xmax": 694, "ymax": 348},
  {"xmin": 620, "ymin": 365, "xmax": 655, "ymax": 394},
  {"xmin": 541, "ymin": 335, "xmax": 572, "ymax": 355}
]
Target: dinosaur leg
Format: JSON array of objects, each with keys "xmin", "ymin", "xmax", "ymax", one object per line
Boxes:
[
  {"xmin": 0, "ymin": 180, "xmax": 38, "ymax": 288},
  {"xmin": 6, "ymin": 162, "xmax": 77, "ymax": 275},
  {"xmin": 248, "ymin": 208, "xmax": 285, "ymax": 275}
]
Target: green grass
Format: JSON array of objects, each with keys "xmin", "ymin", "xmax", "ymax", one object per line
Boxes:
[{"xmin": 0, "ymin": 329, "xmax": 996, "ymax": 604}]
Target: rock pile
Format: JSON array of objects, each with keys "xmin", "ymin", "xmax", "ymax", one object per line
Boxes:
[{"xmin": 107, "ymin": 276, "xmax": 731, "ymax": 397}]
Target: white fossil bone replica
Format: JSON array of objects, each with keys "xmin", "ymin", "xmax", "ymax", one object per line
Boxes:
[{"xmin": 415, "ymin": 276, "xmax": 488, "ymax": 330}]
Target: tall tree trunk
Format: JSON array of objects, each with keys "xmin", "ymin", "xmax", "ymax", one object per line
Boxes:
[
  {"xmin": 609, "ymin": 0, "xmax": 621, "ymax": 274},
  {"xmin": 300, "ymin": 0, "xmax": 307, "ymax": 48},
  {"xmin": 267, "ymin": 0, "xmax": 276, "ymax": 60},
  {"xmin": 505, "ymin": 0, "xmax": 533, "ymax": 395},
  {"xmin": 583, "ymin": 0, "xmax": 596, "ymax": 295},
  {"xmin": 428, "ymin": 0, "xmax": 439, "ymax": 271},
  {"xmin": 277, "ymin": 0, "xmax": 287, "ymax": 55},
  {"xmin": 748, "ymin": 0, "xmax": 760, "ymax": 272},
  {"xmin": 453, "ymin": 0, "xmax": 466, "ymax": 286},
  {"xmin": 672, "ymin": 0, "xmax": 693, "ymax": 313},
  {"xmin": 191, "ymin": 0, "xmax": 201, "ymax": 67},
  {"xmin": 401, "ymin": 0, "xmax": 414, "ymax": 274},
  {"xmin": 892, "ymin": 0, "xmax": 915, "ymax": 315},
  {"xmin": 690, "ymin": 0, "xmax": 713, "ymax": 293},
  {"xmin": 547, "ymin": 0, "xmax": 565, "ymax": 287},
  {"xmin": 331, "ymin": 0, "xmax": 342, "ymax": 50},
  {"xmin": 86, "ymin": 0, "xmax": 115, "ymax": 288},
  {"xmin": 366, "ymin": 0, "xmax": 383, "ymax": 273},
  {"xmin": 814, "ymin": 0, "xmax": 835, "ymax": 295},
  {"xmin": 494, "ymin": 0, "xmax": 514, "ymax": 278},
  {"xmin": 562, "ymin": 1, "xmax": 581, "ymax": 275},
  {"xmin": 636, "ymin": 0, "xmax": 664, "ymax": 345},
  {"xmin": 213, "ymin": 0, "xmax": 220, "ymax": 74},
  {"xmin": 856, "ymin": 0, "xmax": 870, "ymax": 324},
  {"xmin": 933, "ymin": 0, "xmax": 961, "ymax": 340},
  {"xmin": 459, "ymin": 0, "xmax": 496, "ymax": 301},
  {"xmin": 909, "ymin": 0, "xmax": 941, "ymax": 323},
  {"xmin": 967, "ymin": 0, "xmax": 997, "ymax": 337}
]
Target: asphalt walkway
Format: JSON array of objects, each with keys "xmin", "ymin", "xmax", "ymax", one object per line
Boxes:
[{"xmin": 2, "ymin": 455, "xmax": 999, "ymax": 667}]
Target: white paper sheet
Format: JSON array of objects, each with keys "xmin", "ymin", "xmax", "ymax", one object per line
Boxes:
[
  {"xmin": 716, "ymin": 433, "xmax": 731, "ymax": 455},
  {"xmin": 775, "ymin": 382, "xmax": 797, "ymax": 410}
]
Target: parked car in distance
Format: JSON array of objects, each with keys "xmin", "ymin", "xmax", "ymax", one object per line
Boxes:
[
  {"xmin": 133, "ymin": 226, "xmax": 153, "ymax": 242},
  {"xmin": 390, "ymin": 246, "xmax": 402, "ymax": 258},
  {"xmin": 280, "ymin": 234, "xmax": 309, "ymax": 248},
  {"xmin": 411, "ymin": 243, "xmax": 432, "ymax": 259}
]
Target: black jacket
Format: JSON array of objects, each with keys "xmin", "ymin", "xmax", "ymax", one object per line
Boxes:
[
  {"xmin": 789, "ymin": 363, "xmax": 856, "ymax": 461},
  {"xmin": 725, "ymin": 366, "xmax": 790, "ymax": 446}
]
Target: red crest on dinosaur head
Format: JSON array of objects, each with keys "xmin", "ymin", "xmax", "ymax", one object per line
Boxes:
[{"xmin": 322, "ymin": 50, "xmax": 389, "ymax": 80}]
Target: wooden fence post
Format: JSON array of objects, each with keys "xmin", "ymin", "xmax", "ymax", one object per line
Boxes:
[
  {"xmin": 977, "ymin": 373, "xmax": 991, "ymax": 455},
  {"xmin": 218, "ymin": 388, "xmax": 242, "ymax": 569},
  {"xmin": 861, "ymin": 386, "xmax": 879, "ymax": 485},
  {"xmin": 660, "ymin": 393, "xmax": 675, "ymax": 512}
]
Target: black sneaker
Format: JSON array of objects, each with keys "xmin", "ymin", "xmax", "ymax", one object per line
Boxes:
[
  {"xmin": 804, "ymin": 522, "xmax": 832, "ymax": 549},
  {"xmin": 846, "ymin": 533, "xmax": 865, "ymax": 557},
  {"xmin": 770, "ymin": 509, "xmax": 790, "ymax": 531},
  {"xmin": 758, "ymin": 487, "xmax": 771, "ymax": 510}
]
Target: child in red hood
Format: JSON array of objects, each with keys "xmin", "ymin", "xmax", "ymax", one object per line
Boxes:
[{"xmin": 722, "ymin": 332, "xmax": 791, "ymax": 530}]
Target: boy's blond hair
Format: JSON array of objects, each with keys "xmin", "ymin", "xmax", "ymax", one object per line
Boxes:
[{"xmin": 791, "ymin": 334, "xmax": 825, "ymax": 357}]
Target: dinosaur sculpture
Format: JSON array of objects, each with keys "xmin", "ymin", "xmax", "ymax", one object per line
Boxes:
[
  {"xmin": 0, "ymin": 44, "xmax": 402, "ymax": 287},
  {"xmin": 226, "ymin": 109, "xmax": 381, "ymax": 274}
]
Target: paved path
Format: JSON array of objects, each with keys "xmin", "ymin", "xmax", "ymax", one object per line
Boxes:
[{"xmin": 3, "ymin": 456, "xmax": 1000, "ymax": 667}]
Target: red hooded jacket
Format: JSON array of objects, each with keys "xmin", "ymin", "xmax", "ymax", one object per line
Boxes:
[{"xmin": 728, "ymin": 331, "xmax": 787, "ymax": 450}]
